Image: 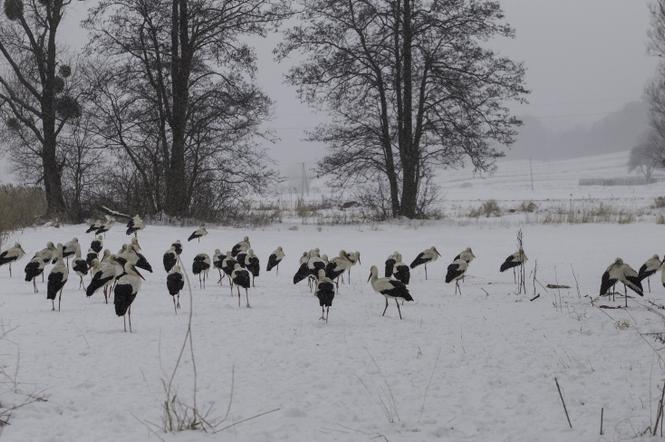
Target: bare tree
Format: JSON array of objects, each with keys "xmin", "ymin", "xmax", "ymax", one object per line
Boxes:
[
  {"xmin": 629, "ymin": 131, "xmax": 665, "ymax": 181},
  {"xmin": 278, "ymin": 0, "xmax": 527, "ymax": 218},
  {"xmin": 0, "ymin": 0, "xmax": 81, "ymax": 217},
  {"xmin": 84, "ymin": 0, "xmax": 287, "ymax": 217}
]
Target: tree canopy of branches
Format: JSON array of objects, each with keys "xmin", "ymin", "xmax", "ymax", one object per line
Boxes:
[
  {"xmin": 84, "ymin": 0, "xmax": 286, "ymax": 217},
  {"xmin": 0, "ymin": 0, "xmax": 81, "ymax": 217},
  {"xmin": 278, "ymin": 0, "xmax": 527, "ymax": 218},
  {"xmin": 629, "ymin": 131, "xmax": 665, "ymax": 180}
]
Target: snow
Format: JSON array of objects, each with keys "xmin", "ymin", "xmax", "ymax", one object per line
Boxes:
[{"xmin": 1, "ymin": 220, "xmax": 664, "ymax": 441}]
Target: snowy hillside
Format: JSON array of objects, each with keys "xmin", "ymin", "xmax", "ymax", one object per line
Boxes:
[{"xmin": 1, "ymin": 222, "xmax": 665, "ymax": 441}]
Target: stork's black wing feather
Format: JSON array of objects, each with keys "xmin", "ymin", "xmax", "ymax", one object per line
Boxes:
[
  {"xmin": 167, "ymin": 272, "xmax": 184, "ymax": 295},
  {"xmin": 410, "ymin": 253, "xmax": 427, "ymax": 269}
]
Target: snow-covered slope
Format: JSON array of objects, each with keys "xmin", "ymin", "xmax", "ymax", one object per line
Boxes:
[{"xmin": 0, "ymin": 222, "xmax": 663, "ymax": 441}]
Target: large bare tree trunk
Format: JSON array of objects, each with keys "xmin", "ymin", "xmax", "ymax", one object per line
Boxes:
[
  {"xmin": 166, "ymin": 0, "xmax": 190, "ymax": 216},
  {"xmin": 398, "ymin": 0, "xmax": 418, "ymax": 218}
]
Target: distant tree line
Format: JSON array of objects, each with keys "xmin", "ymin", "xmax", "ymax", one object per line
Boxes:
[{"xmin": 0, "ymin": 0, "xmax": 526, "ymax": 221}]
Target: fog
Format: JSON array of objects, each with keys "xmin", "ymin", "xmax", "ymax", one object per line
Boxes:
[{"xmin": 1, "ymin": 0, "xmax": 659, "ymax": 182}]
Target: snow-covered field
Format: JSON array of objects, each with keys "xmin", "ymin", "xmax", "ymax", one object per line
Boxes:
[
  {"xmin": 1, "ymin": 220, "xmax": 665, "ymax": 441},
  {"xmin": 281, "ymin": 151, "xmax": 665, "ymax": 223}
]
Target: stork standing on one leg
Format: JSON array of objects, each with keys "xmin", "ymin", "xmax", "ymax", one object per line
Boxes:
[
  {"xmin": 446, "ymin": 258, "xmax": 468, "ymax": 295},
  {"xmin": 346, "ymin": 251, "xmax": 361, "ymax": 283},
  {"xmin": 0, "ymin": 242, "xmax": 25, "ymax": 277},
  {"xmin": 600, "ymin": 258, "xmax": 643, "ymax": 307},
  {"xmin": 25, "ymin": 256, "xmax": 45, "ymax": 293},
  {"xmin": 244, "ymin": 249, "xmax": 260, "ymax": 287},
  {"xmin": 167, "ymin": 264, "xmax": 184, "ymax": 314},
  {"xmin": 368, "ymin": 265, "xmax": 413, "ymax": 320},
  {"xmin": 266, "ymin": 246, "xmax": 285, "ymax": 275},
  {"xmin": 638, "ymin": 254, "xmax": 662, "ymax": 293},
  {"xmin": 188, "ymin": 226, "xmax": 208, "ymax": 243},
  {"xmin": 410, "ymin": 246, "xmax": 441, "ymax": 280},
  {"xmin": 231, "ymin": 263, "xmax": 251, "ymax": 308},
  {"xmin": 114, "ymin": 260, "xmax": 145, "ymax": 332},
  {"xmin": 47, "ymin": 245, "xmax": 68, "ymax": 311},
  {"xmin": 192, "ymin": 253, "xmax": 211, "ymax": 289},
  {"xmin": 315, "ymin": 269, "xmax": 335, "ymax": 323}
]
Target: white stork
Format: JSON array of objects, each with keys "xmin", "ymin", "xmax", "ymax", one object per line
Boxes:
[
  {"xmin": 231, "ymin": 263, "xmax": 251, "ymax": 308},
  {"xmin": 445, "ymin": 258, "xmax": 468, "ymax": 295},
  {"xmin": 0, "ymin": 242, "xmax": 25, "ymax": 277},
  {"xmin": 368, "ymin": 265, "xmax": 413, "ymax": 319},
  {"xmin": 232, "ymin": 236, "xmax": 250, "ymax": 257},
  {"xmin": 266, "ymin": 246, "xmax": 285, "ymax": 275},
  {"xmin": 315, "ymin": 269, "xmax": 335, "ymax": 323},
  {"xmin": 385, "ymin": 251, "xmax": 400, "ymax": 277},
  {"xmin": 167, "ymin": 264, "xmax": 184, "ymax": 314},
  {"xmin": 114, "ymin": 260, "xmax": 145, "ymax": 332},
  {"xmin": 85, "ymin": 248, "xmax": 98, "ymax": 268},
  {"xmin": 164, "ymin": 246, "xmax": 178, "ymax": 273},
  {"xmin": 126, "ymin": 215, "xmax": 144, "ymax": 238},
  {"xmin": 244, "ymin": 249, "xmax": 260, "ymax": 287},
  {"xmin": 638, "ymin": 254, "xmax": 662, "ymax": 293},
  {"xmin": 192, "ymin": 253, "xmax": 211, "ymax": 288},
  {"xmin": 188, "ymin": 226, "xmax": 208, "ymax": 243},
  {"xmin": 47, "ymin": 245, "xmax": 68, "ymax": 311},
  {"xmin": 72, "ymin": 248, "xmax": 90, "ymax": 290},
  {"xmin": 24, "ymin": 255, "xmax": 45, "ymax": 293},
  {"xmin": 86, "ymin": 218, "xmax": 103, "ymax": 234},
  {"xmin": 62, "ymin": 238, "xmax": 79, "ymax": 266},
  {"xmin": 86, "ymin": 255, "xmax": 118, "ymax": 304},
  {"xmin": 454, "ymin": 247, "xmax": 476, "ymax": 264},
  {"xmin": 392, "ymin": 255, "xmax": 411, "ymax": 285},
  {"xmin": 96, "ymin": 215, "xmax": 115, "ymax": 237},
  {"xmin": 213, "ymin": 249, "xmax": 225, "ymax": 283},
  {"xmin": 90, "ymin": 235, "xmax": 103, "ymax": 254},
  {"xmin": 172, "ymin": 240, "xmax": 183, "ymax": 256},
  {"xmin": 500, "ymin": 248, "xmax": 528, "ymax": 282},
  {"xmin": 600, "ymin": 258, "xmax": 643, "ymax": 307},
  {"xmin": 410, "ymin": 246, "xmax": 441, "ymax": 280},
  {"xmin": 221, "ymin": 252, "xmax": 238, "ymax": 295},
  {"xmin": 33, "ymin": 241, "xmax": 56, "ymax": 281}
]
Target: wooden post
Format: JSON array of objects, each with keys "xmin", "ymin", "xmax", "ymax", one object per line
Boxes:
[{"xmin": 554, "ymin": 377, "xmax": 572, "ymax": 429}]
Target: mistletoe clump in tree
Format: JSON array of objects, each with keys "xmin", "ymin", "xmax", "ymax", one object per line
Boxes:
[{"xmin": 0, "ymin": 0, "xmax": 81, "ymax": 217}]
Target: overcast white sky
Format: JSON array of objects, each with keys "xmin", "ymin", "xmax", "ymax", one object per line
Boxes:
[{"xmin": 15, "ymin": 0, "xmax": 661, "ymax": 179}]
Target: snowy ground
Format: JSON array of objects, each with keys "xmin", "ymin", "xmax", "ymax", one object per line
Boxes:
[
  {"xmin": 1, "ymin": 221, "xmax": 665, "ymax": 441},
  {"xmin": 274, "ymin": 152, "xmax": 665, "ymax": 223}
]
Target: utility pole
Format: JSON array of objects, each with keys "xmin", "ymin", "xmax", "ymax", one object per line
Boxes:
[{"xmin": 529, "ymin": 157, "xmax": 535, "ymax": 191}]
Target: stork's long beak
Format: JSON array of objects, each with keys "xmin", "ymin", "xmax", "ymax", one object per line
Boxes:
[
  {"xmin": 434, "ymin": 247, "xmax": 441, "ymax": 257},
  {"xmin": 358, "ymin": 256, "xmax": 362, "ymax": 265},
  {"xmin": 133, "ymin": 265, "xmax": 145, "ymax": 280},
  {"xmin": 367, "ymin": 272, "xmax": 371, "ymax": 282}
]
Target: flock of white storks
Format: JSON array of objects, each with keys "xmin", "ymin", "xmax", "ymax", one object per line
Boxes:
[{"xmin": 0, "ymin": 215, "xmax": 655, "ymax": 330}]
